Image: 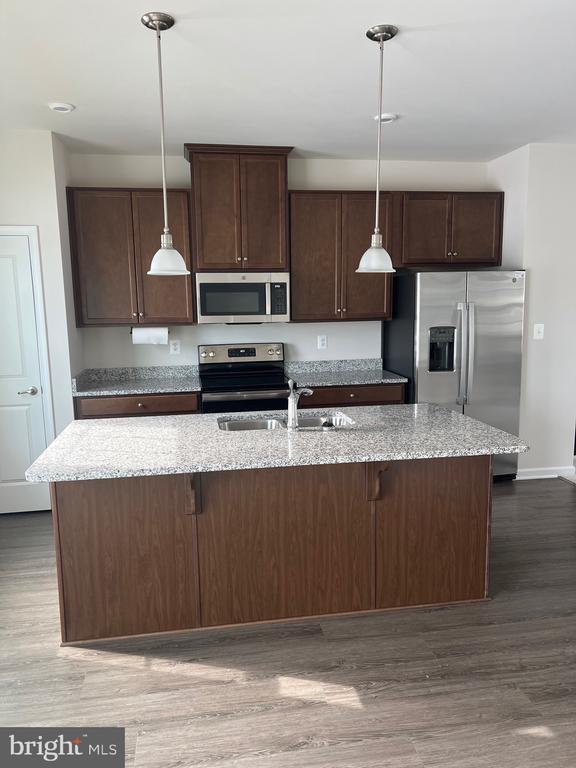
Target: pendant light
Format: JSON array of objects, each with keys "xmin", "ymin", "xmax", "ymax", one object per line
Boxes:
[
  {"xmin": 356, "ymin": 25, "xmax": 398, "ymax": 274},
  {"xmin": 141, "ymin": 12, "xmax": 190, "ymax": 276}
]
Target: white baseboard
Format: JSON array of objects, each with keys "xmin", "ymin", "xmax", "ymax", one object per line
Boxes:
[{"xmin": 516, "ymin": 465, "xmax": 576, "ymax": 480}]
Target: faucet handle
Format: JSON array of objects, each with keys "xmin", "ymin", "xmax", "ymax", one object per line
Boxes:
[
  {"xmin": 300, "ymin": 387, "xmax": 313, "ymax": 397},
  {"xmin": 287, "ymin": 378, "xmax": 296, "ymax": 394}
]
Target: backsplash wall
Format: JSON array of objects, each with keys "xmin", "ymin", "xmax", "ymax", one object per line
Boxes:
[{"xmin": 79, "ymin": 322, "xmax": 382, "ymax": 372}]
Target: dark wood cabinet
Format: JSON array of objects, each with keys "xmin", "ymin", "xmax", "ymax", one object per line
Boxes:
[
  {"xmin": 68, "ymin": 187, "xmax": 194, "ymax": 326},
  {"xmin": 53, "ymin": 475, "xmax": 200, "ymax": 642},
  {"xmin": 132, "ymin": 190, "xmax": 194, "ymax": 323},
  {"xmin": 74, "ymin": 392, "xmax": 199, "ymax": 419},
  {"xmin": 371, "ymin": 456, "xmax": 490, "ymax": 609},
  {"xmin": 290, "ymin": 191, "xmax": 397, "ymax": 322},
  {"xmin": 69, "ymin": 190, "xmax": 138, "ymax": 325},
  {"xmin": 341, "ymin": 192, "xmax": 396, "ymax": 319},
  {"xmin": 186, "ymin": 144, "xmax": 292, "ymax": 271},
  {"xmin": 300, "ymin": 383, "xmax": 405, "ymax": 408},
  {"xmin": 401, "ymin": 191, "xmax": 503, "ymax": 267},
  {"xmin": 197, "ymin": 464, "xmax": 373, "ymax": 626},
  {"xmin": 290, "ymin": 192, "xmax": 341, "ymax": 321}
]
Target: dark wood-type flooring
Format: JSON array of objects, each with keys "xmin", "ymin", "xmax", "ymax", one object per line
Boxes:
[{"xmin": 2, "ymin": 478, "xmax": 576, "ymax": 767}]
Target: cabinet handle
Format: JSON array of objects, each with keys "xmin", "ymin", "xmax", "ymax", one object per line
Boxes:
[
  {"xmin": 236, "ymin": 257, "xmax": 242, "ymax": 262},
  {"xmin": 342, "ymin": 308, "xmax": 347, "ymax": 313},
  {"xmin": 366, "ymin": 463, "xmax": 390, "ymax": 501},
  {"xmin": 242, "ymin": 257, "xmax": 248, "ymax": 262},
  {"xmin": 132, "ymin": 312, "xmax": 137, "ymax": 317},
  {"xmin": 448, "ymin": 252, "xmax": 453, "ymax": 257},
  {"xmin": 137, "ymin": 402, "xmax": 144, "ymax": 408},
  {"xmin": 349, "ymin": 392, "xmax": 356, "ymax": 398},
  {"xmin": 139, "ymin": 312, "xmax": 144, "ymax": 317},
  {"xmin": 453, "ymin": 251, "xmax": 459, "ymax": 257},
  {"xmin": 185, "ymin": 475, "xmax": 201, "ymax": 515}
]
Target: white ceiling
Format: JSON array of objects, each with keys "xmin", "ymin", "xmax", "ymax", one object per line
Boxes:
[{"xmin": 2, "ymin": 0, "xmax": 576, "ymax": 161}]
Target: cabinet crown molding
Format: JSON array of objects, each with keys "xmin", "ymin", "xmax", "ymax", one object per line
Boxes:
[{"xmin": 184, "ymin": 143, "xmax": 293, "ymax": 160}]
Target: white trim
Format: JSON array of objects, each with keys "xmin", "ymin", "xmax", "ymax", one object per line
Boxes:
[
  {"xmin": 516, "ymin": 465, "xmax": 576, "ymax": 480},
  {"xmin": 0, "ymin": 226, "xmax": 55, "ymax": 445}
]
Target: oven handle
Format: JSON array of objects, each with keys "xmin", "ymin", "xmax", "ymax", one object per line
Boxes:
[{"xmin": 202, "ymin": 389, "xmax": 290, "ymax": 402}]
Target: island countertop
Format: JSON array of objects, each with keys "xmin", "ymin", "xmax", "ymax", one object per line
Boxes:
[{"xmin": 26, "ymin": 404, "xmax": 528, "ymax": 483}]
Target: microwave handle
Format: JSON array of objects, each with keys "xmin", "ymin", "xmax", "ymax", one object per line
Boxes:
[{"xmin": 265, "ymin": 283, "xmax": 272, "ymax": 316}]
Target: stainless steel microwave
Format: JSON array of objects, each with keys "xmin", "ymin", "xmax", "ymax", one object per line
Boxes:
[{"xmin": 195, "ymin": 273, "xmax": 290, "ymax": 324}]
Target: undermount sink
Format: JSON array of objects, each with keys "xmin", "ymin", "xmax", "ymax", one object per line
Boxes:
[
  {"xmin": 218, "ymin": 412, "xmax": 355, "ymax": 432},
  {"xmin": 218, "ymin": 418, "xmax": 284, "ymax": 432}
]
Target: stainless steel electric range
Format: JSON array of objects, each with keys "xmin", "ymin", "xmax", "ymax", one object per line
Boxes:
[{"xmin": 198, "ymin": 343, "xmax": 290, "ymax": 413}]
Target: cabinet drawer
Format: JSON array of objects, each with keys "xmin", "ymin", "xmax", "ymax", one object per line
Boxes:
[
  {"xmin": 300, "ymin": 384, "xmax": 405, "ymax": 408},
  {"xmin": 75, "ymin": 393, "xmax": 199, "ymax": 419}
]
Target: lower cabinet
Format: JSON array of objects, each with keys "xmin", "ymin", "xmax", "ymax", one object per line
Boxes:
[
  {"xmin": 74, "ymin": 392, "xmax": 199, "ymax": 419},
  {"xmin": 197, "ymin": 464, "xmax": 373, "ymax": 626},
  {"xmin": 51, "ymin": 456, "xmax": 491, "ymax": 643},
  {"xmin": 52, "ymin": 475, "xmax": 200, "ymax": 642},
  {"xmin": 370, "ymin": 456, "xmax": 490, "ymax": 608},
  {"xmin": 300, "ymin": 383, "xmax": 405, "ymax": 408}
]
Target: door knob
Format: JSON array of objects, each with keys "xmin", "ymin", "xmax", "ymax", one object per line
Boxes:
[{"xmin": 18, "ymin": 386, "xmax": 38, "ymax": 396}]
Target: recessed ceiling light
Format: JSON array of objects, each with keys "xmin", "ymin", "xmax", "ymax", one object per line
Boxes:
[
  {"xmin": 48, "ymin": 102, "xmax": 76, "ymax": 113},
  {"xmin": 373, "ymin": 113, "xmax": 399, "ymax": 123}
]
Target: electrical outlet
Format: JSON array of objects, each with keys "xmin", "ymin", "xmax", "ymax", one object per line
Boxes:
[
  {"xmin": 169, "ymin": 339, "xmax": 181, "ymax": 355},
  {"xmin": 317, "ymin": 335, "xmax": 328, "ymax": 351},
  {"xmin": 533, "ymin": 323, "xmax": 545, "ymax": 341}
]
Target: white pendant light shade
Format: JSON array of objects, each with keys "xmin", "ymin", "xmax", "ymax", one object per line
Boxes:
[
  {"xmin": 356, "ymin": 24, "xmax": 398, "ymax": 274},
  {"xmin": 148, "ymin": 233, "xmax": 190, "ymax": 275},
  {"xmin": 357, "ymin": 234, "xmax": 395, "ymax": 273},
  {"xmin": 142, "ymin": 12, "xmax": 189, "ymax": 277}
]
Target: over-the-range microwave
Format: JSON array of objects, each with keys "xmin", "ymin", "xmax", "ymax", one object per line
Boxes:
[{"xmin": 195, "ymin": 273, "xmax": 290, "ymax": 324}]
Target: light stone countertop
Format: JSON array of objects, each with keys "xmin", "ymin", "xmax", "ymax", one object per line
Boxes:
[
  {"xmin": 292, "ymin": 369, "xmax": 407, "ymax": 388},
  {"xmin": 26, "ymin": 404, "xmax": 528, "ymax": 483},
  {"xmin": 73, "ymin": 376, "xmax": 202, "ymax": 397}
]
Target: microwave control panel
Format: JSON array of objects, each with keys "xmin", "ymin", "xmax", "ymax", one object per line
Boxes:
[{"xmin": 271, "ymin": 283, "xmax": 288, "ymax": 315}]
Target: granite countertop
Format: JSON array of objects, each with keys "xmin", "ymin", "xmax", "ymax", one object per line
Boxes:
[
  {"xmin": 72, "ymin": 366, "xmax": 201, "ymax": 397},
  {"xmin": 292, "ymin": 369, "xmax": 407, "ymax": 388},
  {"xmin": 26, "ymin": 404, "xmax": 528, "ymax": 483}
]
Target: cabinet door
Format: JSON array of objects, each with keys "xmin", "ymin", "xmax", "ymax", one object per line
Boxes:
[
  {"xmin": 240, "ymin": 155, "xmax": 287, "ymax": 270},
  {"xmin": 290, "ymin": 192, "xmax": 342, "ymax": 321},
  {"xmin": 197, "ymin": 464, "xmax": 372, "ymax": 626},
  {"xmin": 53, "ymin": 475, "xmax": 200, "ymax": 642},
  {"xmin": 401, "ymin": 192, "xmax": 452, "ymax": 265},
  {"xmin": 69, "ymin": 189, "xmax": 137, "ymax": 325},
  {"xmin": 132, "ymin": 190, "xmax": 194, "ymax": 323},
  {"xmin": 451, "ymin": 192, "xmax": 503, "ymax": 264},
  {"xmin": 341, "ymin": 192, "xmax": 394, "ymax": 319},
  {"xmin": 300, "ymin": 384, "xmax": 405, "ymax": 408},
  {"xmin": 191, "ymin": 153, "xmax": 242, "ymax": 269},
  {"xmin": 372, "ymin": 456, "xmax": 490, "ymax": 609}
]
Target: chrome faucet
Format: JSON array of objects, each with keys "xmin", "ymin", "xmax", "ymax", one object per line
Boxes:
[{"xmin": 286, "ymin": 379, "xmax": 313, "ymax": 430}]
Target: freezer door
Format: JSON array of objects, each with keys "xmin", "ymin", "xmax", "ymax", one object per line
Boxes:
[
  {"xmin": 415, "ymin": 272, "xmax": 468, "ymax": 412},
  {"xmin": 465, "ymin": 271, "xmax": 525, "ymax": 476}
]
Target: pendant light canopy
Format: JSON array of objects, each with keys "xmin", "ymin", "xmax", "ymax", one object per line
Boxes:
[
  {"xmin": 357, "ymin": 24, "xmax": 398, "ymax": 274},
  {"xmin": 141, "ymin": 12, "xmax": 190, "ymax": 276}
]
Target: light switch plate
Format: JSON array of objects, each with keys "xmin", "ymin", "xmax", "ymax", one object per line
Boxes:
[
  {"xmin": 169, "ymin": 340, "xmax": 181, "ymax": 355},
  {"xmin": 533, "ymin": 323, "xmax": 545, "ymax": 341},
  {"xmin": 317, "ymin": 335, "xmax": 328, "ymax": 350}
]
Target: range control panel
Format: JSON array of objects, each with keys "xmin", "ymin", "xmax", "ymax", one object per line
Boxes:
[{"xmin": 198, "ymin": 343, "xmax": 284, "ymax": 364}]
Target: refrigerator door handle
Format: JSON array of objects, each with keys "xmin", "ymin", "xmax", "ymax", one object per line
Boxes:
[
  {"xmin": 467, "ymin": 301, "xmax": 476, "ymax": 401},
  {"xmin": 456, "ymin": 302, "xmax": 468, "ymax": 406}
]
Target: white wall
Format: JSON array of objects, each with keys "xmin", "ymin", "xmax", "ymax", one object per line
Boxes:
[
  {"xmin": 0, "ymin": 130, "xmax": 74, "ymax": 433},
  {"xmin": 487, "ymin": 146, "xmax": 530, "ymax": 270},
  {"xmin": 515, "ymin": 144, "xmax": 576, "ymax": 476}
]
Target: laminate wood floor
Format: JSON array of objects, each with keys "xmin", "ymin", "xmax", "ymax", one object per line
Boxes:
[{"xmin": 2, "ymin": 478, "xmax": 576, "ymax": 767}]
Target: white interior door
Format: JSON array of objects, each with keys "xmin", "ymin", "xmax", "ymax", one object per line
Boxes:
[{"xmin": 0, "ymin": 234, "xmax": 50, "ymax": 513}]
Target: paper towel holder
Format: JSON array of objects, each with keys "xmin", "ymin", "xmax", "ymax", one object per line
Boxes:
[{"xmin": 129, "ymin": 327, "xmax": 171, "ymax": 335}]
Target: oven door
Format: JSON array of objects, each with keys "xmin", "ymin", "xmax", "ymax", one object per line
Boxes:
[{"xmin": 195, "ymin": 273, "xmax": 289, "ymax": 324}]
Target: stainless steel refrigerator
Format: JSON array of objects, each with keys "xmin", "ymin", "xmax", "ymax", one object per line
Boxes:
[{"xmin": 383, "ymin": 271, "xmax": 525, "ymax": 478}]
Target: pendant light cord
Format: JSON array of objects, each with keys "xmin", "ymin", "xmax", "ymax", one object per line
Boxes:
[
  {"xmin": 374, "ymin": 39, "xmax": 384, "ymax": 235},
  {"xmin": 155, "ymin": 24, "xmax": 170, "ymax": 235}
]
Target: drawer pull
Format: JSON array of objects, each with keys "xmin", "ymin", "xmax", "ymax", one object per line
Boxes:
[
  {"xmin": 349, "ymin": 393, "xmax": 356, "ymax": 398},
  {"xmin": 137, "ymin": 402, "xmax": 144, "ymax": 408}
]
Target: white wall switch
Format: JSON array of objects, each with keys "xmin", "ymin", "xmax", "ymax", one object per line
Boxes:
[
  {"xmin": 533, "ymin": 323, "xmax": 545, "ymax": 341},
  {"xmin": 317, "ymin": 335, "xmax": 328, "ymax": 350},
  {"xmin": 169, "ymin": 339, "xmax": 181, "ymax": 355}
]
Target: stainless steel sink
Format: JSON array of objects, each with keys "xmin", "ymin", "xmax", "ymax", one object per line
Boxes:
[
  {"xmin": 218, "ymin": 418, "xmax": 284, "ymax": 432},
  {"xmin": 295, "ymin": 413, "xmax": 354, "ymax": 430}
]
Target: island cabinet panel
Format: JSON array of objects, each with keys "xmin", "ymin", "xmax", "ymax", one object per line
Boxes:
[
  {"xmin": 371, "ymin": 456, "xmax": 490, "ymax": 609},
  {"xmin": 196, "ymin": 464, "xmax": 373, "ymax": 626},
  {"xmin": 52, "ymin": 475, "xmax": 200, "ymax": 642}
]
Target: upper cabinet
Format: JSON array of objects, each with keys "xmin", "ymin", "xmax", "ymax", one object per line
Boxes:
[
  {"xmin": 68, "ymin": 188, "xmax": 194, "ymax": 327},
  {"xmin": 401, "ymin": 191, "xmax": 503, "ymax": 267},
  {"xmin": 290, "ymin": 191, "xmax": 399, "ymax": 322},
  {"xmin": 185, "ymin": 144, "xmax": 292, "ymax": 271}
]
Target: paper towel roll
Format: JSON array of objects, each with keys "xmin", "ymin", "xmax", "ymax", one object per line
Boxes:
[{"xmin": 131, "ymin": 327, "xmax": 169, "ymax": 345}]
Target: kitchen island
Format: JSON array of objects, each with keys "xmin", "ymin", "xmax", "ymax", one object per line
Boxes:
[{"xmin": 26, "ymin": 404, "xmax": 527, "ymax": 643}]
